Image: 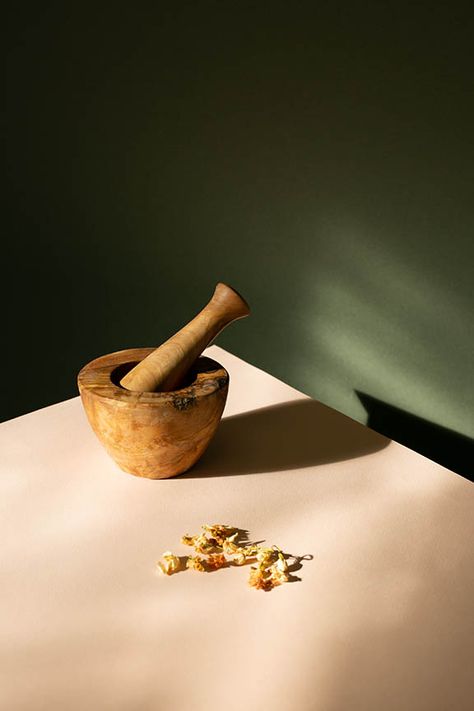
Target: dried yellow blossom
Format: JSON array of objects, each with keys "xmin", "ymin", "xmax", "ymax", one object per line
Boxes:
[
  {"xmin": 185, "ymin": 531, "xmax": 218, "ymax": 555},
  {"xmin": 275, "ymin": 547, "xmax": 289, "ymax": 572},
  {"xmin": 248, "ymin": 565, "xmax": 275, "ymax": 591},
  {"xmin": 270, "ymin": 566, "xmax": 290, "ymax": 585},
  {"xmin": 222, "ymin": 539, "xmax": 258, "ymax": 565},
  {"xmin": 256, "ymin": 547, "xmax": 277, "ymax": 568},
  {"xmin": 206, "ymin": 553, "xmax": 228, "ymax": 570},
  {"xmin": 222, "ymin": 539, "xmax": 254, "ymax": 555},
  {"xmin": 181, "ymin": 535, "xmax": 196, "ymax": 547},
  {"xmin": 222, "ymin": 539, "xmax": 239, "ymax": 555},
  {"xmin": 232, "ymin": 551, "xmax": 247, "ymax": 566},
  {"xmin": 157, "ymin": 551, "xmax": 181, "ymax": 576},
  {"xmin": 247, "ymin": 546, "xmax": 292, "ymax": 590},
  {"xmin": 186, "ymin": 555, "xmax": 206, "ymax": 572},
  {"xmin": 157, "ymin": 525, "xmax": 299, "ymax": 591},
  {"xmin": 202, "ymin": 524, "xmax": 237, "ymax": 545}
]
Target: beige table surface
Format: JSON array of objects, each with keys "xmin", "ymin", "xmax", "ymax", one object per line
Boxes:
[{"xmin": 1, "ymin": 346, "xmax": 473, "ymax": 711}]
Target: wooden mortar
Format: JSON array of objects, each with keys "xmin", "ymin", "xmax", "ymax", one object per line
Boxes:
[
  {"xmin": 78, "ymin": 349, "xmax": 229, "ymax": 479},
  {"xmin": 77, "ymin": 283, "xmax": 249, "ymax": 479}
]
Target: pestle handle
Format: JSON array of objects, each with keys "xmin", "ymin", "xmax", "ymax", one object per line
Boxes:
[{"xmin": 120, "ymin": 283, "xmax": 250, "ymax": 393}]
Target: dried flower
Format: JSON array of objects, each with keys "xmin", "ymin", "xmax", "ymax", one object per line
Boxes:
[
  {"xmin": 248, "ymin": 565, "xmax": 275, "ymax": 591},
  {"xmin": 256, "ymin": 547, "xmax": 277, "ymax": 568},
  {"xmin": 232, "ymin": 551, "xmax": 247, "ymax": 566},
  {"xmin": 157, "ymin": 551, "xmax": 182, "ymax": 575},
  {"xmin": 186, "ymin": 555, "xmax": 207, "ymax": 572},
  {"xmin": 222, "ymin": 539, "xmax": 239, "ymax": 554},
  {"xmin": 157, "ymin": 525, "xmax": 299, "ymax": 591},
  {"xmin": 201, "ymin": 524, "xmax": 237, "ymax": 547},
  {"xmin": 205, "ymin": 554, "xmax": 228, "ymax": 570},
  {"xmin": 190, "ymin": 532, "xmax": 219, "ymax": 555},
  {"xmin": 270, "ymin": 566, "xmax": 289, "ymax": 585},
  {"xmin": 181, "ymin": 535, "xmax": 196, "ymax": 547}
]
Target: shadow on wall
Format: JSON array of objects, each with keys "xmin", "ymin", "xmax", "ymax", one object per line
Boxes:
[
  {"xmin": 182, "ymin": 398, "xmax": 388, "ymax": 478},
  {"xmin": 356, "ymin": 391, "xmax": 473, "ymax": 482},
  {"xmin": 278, "ymin": 228, "xmax": 474, "ymax": 443}
]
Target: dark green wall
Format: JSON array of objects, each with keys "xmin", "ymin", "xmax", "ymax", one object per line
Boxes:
[{"xmin": 4, "ymin": 4, "xmax": 474, "ymax": 447}]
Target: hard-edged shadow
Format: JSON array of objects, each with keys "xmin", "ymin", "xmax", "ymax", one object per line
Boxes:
[
  {"xmin": 356, "ymin": 391, "xmax": 473, "ymax": 482},
  {"xmin": 181, "ymin": 398, "xmax": 389, "ymax": 478}
]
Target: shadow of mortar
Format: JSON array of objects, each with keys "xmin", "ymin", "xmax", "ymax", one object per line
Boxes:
[
  {"xmin": 181, "ymin": 398, "xmax": 389, "ymax": 478},
  {"xmin": 356, "ymin": 391, "xmax": 473, "ymax": 483}
]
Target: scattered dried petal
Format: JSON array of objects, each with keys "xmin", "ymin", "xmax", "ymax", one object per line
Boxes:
[
  {"xmin": 181, "ymin": 535, "xmax": 196, "ymax": 547},
  {"xmin": 275, "ymin": 547, "xmax": 289, "ymax": 572},
  {"xmin": 256, "ymin": 548, "xmax": 277, "ymax": 568},
  {"xmin": 232, "ymin": 552, "xmax": 247, "ymax": 566},
  {"xmin": 248, "ymin": 565, "xmax": 275, "ymax": 591},
  {"xmin": 157, "ymin": 552, "xmax": 181, "ymax": 575},
  {"xmin": 186, "ymin": 555, "xmax": 206, "ymax": 572},
  {"xmin": 206, "ymin": 554, "xmax": 228, "ymax": 570},
  {"xmin": 202, "ymin": 524, "xmax": 237, "ymax": 545},
  {"xmin": 222, "ymin": 540, "xmax": 239, "ymax": 554},
  {"xmin": 158, "ymin": 525, "xmax": 299, "ymax": 591},
  {"xmin": 269, "ymin": 566, "xmax": 289, "ymax": 586}
]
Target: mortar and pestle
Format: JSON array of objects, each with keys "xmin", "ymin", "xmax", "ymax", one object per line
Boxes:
[{"xmin": 78, "ymin": 283, "xmax": 250, "ymax": 479}]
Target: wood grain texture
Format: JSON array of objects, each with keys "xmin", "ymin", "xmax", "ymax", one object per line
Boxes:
[
  {"xmin": 120, "ymin": 283, "xmax": 249, "ymax": 393},
  {"xmin": 78, "ymin": 348, "xmax": 228, "ymax": 479}
]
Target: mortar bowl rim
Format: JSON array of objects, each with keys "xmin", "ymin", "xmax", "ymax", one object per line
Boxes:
[{"xmin": 77, "ymin": 347, "xmax": 229, "ymax": 406}]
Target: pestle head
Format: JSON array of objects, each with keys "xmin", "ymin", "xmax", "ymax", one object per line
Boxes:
[{"xmin": 78, "ymin": 348, "xmax": 228, "ymax": 479}]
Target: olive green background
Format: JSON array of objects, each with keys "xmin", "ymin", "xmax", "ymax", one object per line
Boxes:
[{"xmin": 4, "ymin": 4, "xmax": 473, "ymax": 447}]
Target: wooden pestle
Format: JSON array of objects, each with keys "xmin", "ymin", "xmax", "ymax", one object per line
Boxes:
[{"xmin": 120, "ymin": 283, "xmax": 250, "ymax": 393}]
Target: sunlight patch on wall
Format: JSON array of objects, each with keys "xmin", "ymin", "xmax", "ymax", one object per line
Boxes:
[{"xmin": 286, "ymin": 227, "xmax": 472, "ymax": 437}]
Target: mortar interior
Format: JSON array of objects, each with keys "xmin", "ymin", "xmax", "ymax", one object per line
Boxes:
[{"xmin": 110, "ymin": 356, "xmax": 224, "ymax": 394}]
